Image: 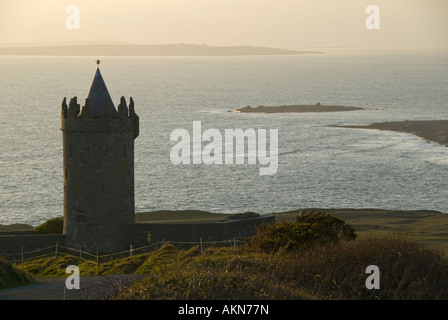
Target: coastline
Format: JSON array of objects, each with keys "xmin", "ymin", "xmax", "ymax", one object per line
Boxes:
[
  {"xmin": 337, "ymin": 120, "xmax": 448, "ymax": 147},
  {"xmin": 0, "ymin": 44, "xmax": 322, "ymax": 56},
  {"xmin": 233, "ymin": 104, "xmax": 365, "ymax": 113}
]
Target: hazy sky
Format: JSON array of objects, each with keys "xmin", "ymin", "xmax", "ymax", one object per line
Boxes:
[{"xmin": 0, "ymin": 0, "xmax": 447, "ymax": 49}]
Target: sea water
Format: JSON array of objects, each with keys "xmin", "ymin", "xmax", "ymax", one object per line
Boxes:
[{"xmin": 0, "ymin": 50, "xmax": 447, "ymax": 226}]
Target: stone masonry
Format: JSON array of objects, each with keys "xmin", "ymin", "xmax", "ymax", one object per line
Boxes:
[{"xmin": 61, "ymin": 66, "xmax": 139, "ymax": 253}]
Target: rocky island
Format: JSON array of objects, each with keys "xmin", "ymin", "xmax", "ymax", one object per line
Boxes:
[{"xmin": 233, "ymin": 103, "xmax": 365, "ymax": 113}]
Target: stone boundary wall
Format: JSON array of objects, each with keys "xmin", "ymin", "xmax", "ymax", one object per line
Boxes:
[
  {"xmin": 0, "ymin": 234, "xmax": 66, "ymax": 255},
  {"xmin": 127, "ymin": 215, "xmax": 275, "ymax": 248},
  {"xmin": 0, "ymin": 215, "xmax": 275, "ymax": 255}
]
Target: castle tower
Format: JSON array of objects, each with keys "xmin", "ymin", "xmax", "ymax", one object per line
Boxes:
[{"xmin": 61, "ymin": 61, "xmax": 139, "ymax": 253}]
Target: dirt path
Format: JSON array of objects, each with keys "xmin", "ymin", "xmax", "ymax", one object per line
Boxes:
[{"xmin": 0, "ymin": 274, "xmax": 144, "ymax": 300}]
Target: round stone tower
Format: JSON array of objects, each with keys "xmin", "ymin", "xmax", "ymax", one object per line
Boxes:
[{"xmin": 61, "ymin": 63, "xmax": 139, "ymax": 253}]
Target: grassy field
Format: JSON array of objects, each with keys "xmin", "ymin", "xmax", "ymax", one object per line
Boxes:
[
  {"xmin": 14, "ymin": 237, "xmax": 448, "ymax": 300},
  {"xmin": 3, "ymin": 208, "xmax": 448, "ymax": 298}
]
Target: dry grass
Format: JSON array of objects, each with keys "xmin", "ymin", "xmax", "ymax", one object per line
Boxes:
[
  {"xmin": 14, "ymin": 236, "xmax": 448, "ymax": 300},
  {"xmin": 116, "ymin": 236, "xmax": 448, "ymax": 300},
  {"xmin": 11, "ymin": 210, "xmax": 448, "ymax": 300},
  {"xmin": 276, "ymin": 236, "xmax": 448, "ymax": 299}
]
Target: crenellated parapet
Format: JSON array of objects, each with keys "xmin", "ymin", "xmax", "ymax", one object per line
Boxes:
[{"xmin": 61, "ymin": 96, "xmax": 139, "ymax": 139}]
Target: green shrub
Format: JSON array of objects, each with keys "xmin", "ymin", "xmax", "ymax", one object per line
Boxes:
[
  {"xmin": 34, "ymin": 217, "xmax": 63, "ymax": 234},
  {"xmin": 246, "ymin": 211, "xmax": 356, "ymax": 252},
  {"xmin": 294, "ymin": 211, "xmax": 357, "ymax": 243},
  {"xmin": 0, "ymin": 256, "xmax": 35, "ymax": 289}
]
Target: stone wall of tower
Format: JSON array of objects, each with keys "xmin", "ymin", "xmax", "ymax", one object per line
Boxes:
[{"xmin": 61, "ymin": 96, "xmax": 139, "ymax": 253}]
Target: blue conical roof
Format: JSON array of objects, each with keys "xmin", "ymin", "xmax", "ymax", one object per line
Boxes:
[{"xmin": 85, "ymin": 67, "xmax": 117, "ymax": 116}]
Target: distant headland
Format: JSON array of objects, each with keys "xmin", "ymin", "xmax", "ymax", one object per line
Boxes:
[
  {"xmin": 232, "ymin": 103, "xmax": 365, "ymax": 113},
  {"xmin": 336, "ymin": 120, "xmax": 448, "ymax": 147},
  {"xmin": 0, "ymin": 43, "xmax": 322, "ymax": 56}
]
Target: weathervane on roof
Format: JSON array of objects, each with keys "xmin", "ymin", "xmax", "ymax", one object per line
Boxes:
[{"xmin": 95, "ymin": 59, "xmax": 101, "ymax": 68}]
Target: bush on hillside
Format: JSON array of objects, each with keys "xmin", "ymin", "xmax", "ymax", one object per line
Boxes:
[
  {"xmin": 34, "ymin": 217, "xmax": 63, "ymax": 234},
  {"xmin": 0, "ymin": 256, "xmax": 35, "ymax": 289},
  {"xmin": 280, "ymin": 237, "xmax": 448, "ymax": 299},
  {"xmin": 246, "ymin": 211, "xmax": 356, "ymax": 252}
]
